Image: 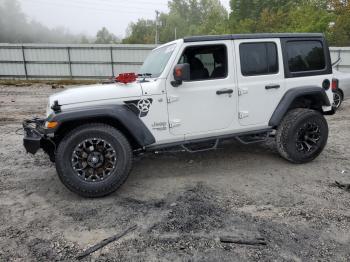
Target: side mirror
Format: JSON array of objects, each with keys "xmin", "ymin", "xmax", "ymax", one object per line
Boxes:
[{"xmin": 171, "ymin": 63, "xmax": 190, "ymax": 87}]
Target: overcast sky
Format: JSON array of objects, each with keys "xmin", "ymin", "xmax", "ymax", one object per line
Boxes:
[{"xmin": 19, "ymin": 0, "xmax": 231, "ymax": 38}]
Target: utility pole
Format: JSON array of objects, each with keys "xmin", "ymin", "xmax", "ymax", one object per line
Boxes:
[
  {"xmin": 174, "ymin": 27, "xmax": 177, "ymax": 40},
  {"xmin": 155, "ymin": 10, "xmax": 160, "ymax": 45}
]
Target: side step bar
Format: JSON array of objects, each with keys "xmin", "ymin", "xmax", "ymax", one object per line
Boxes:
[{"xmin": 147, "ymin": 129, "xmax": 273, "ymax": 153}]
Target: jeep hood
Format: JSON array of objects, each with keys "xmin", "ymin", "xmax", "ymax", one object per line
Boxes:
[{"xmin": 49, "ymin": 83, "xmax": 142, "ymax": 106}]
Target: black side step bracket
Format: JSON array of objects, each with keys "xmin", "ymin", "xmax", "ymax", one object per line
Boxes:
[
  {"xmin": 149, "ymin": 129, "xmax": 272, "ymax": 154},
  {"xmin": 181, "ymin": 139, "xmax": 220, "ymax": 153},
  {"xmin": 236, "ymin": 132, "xmax": 270, "ymax": 145}
]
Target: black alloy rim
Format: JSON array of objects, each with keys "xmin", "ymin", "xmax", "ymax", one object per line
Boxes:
[
  {"xmin": 333, "ymin": 93, "xmax": 341, "ymax": 108},
  {"xmin": 71, "ymin": 138, "xmax": 117, "ymax": 182},
  {"xmin": 296, "ymin": 122, "xmax": 321, "ymax": 153}
]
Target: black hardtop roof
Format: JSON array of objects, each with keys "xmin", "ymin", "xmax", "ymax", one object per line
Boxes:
[{"xmin": 184, "ymin": 33, "xmax": 324, "ymax": 43}]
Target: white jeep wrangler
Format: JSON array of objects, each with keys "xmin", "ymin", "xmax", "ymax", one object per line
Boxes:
[{"xmin": 23, "ymin": 33, "xmax": 336, "ymax": 198}]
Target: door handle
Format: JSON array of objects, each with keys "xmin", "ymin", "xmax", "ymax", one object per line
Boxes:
[
  {"xmin": 265, "ymin": 84, "xmax": 280, "ymax": 90},
  {"xmin": 216, "ymin": 89, "xmax": 233, "ymax": 95}
]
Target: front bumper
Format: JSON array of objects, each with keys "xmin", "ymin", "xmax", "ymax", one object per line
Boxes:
[{"xmin": 23, "ymin": 118, "xmax": 46, "ymax": 154}]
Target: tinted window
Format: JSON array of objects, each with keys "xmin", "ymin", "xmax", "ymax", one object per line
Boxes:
[
  {"xmin": 286, "ymin": 41, "xmax": 325, "ymax": 72},
  {"xmin": 179, "ymin": 45, "xmax": 227, "ymax": 81},
  {"xmin": 240, "ymin": 42, "xmax": 278, "ymax": 76}
]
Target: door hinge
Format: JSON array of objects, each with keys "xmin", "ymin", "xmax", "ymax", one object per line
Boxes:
[
  {"xmin": 169, "ymin": 119, "xmax": 181, "ymax": 128},
  {"xmin": 167, "ymin": 96, "xmax": 179, "ymax": 104},
  {"xmin": 238, "ymin": 88, "xmax": 248, "ymax": 96},
  {"xmin": 239, "ymin": 111, "xmax": 249, "ymax": 119}
]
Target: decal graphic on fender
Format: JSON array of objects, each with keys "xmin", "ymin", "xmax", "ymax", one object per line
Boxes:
[{"xmin": 125, "ymin": 99, "xmax": 153, "ymax": 117}]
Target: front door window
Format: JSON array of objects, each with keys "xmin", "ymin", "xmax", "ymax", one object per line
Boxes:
[{"xmin": 179, "ymin": 45, "xmax": 228, "ymax": 81}]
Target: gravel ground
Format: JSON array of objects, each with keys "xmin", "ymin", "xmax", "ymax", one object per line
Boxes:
[{"xmin": 0, "ymin": 84, "xmax": 350, "ymax": 262}]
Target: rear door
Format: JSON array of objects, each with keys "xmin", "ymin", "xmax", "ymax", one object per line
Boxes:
[{"xmin": 234, "ymin": 39, "xmax": 285, "ymax": 126}]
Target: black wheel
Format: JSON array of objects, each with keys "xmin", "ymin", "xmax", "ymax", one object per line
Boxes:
[
  {"xmin": 333, "ymin": 89, "xmax": 343, "ymax": 109},
  {"xmin": 55, "ymin": 123, "xmax": 132, "ymax": 198},
  {"xmin": 276, "ymin": 109, "xmax": 328, "ymax": 164}
]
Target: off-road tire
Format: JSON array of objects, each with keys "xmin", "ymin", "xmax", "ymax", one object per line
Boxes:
[
  {"xmin": 276, "ymin": 109, "xmax": 328, "ymax": 164},
  {"xmin": 55, "ymin": 123, "xmax": 132, "ymax": 198},
  {"xmin": 333, "ymin": 89, "xmax": 343, "ymax": 109}
]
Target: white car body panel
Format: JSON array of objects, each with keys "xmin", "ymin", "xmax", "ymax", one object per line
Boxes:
[
  {"xmin": 166, "ymin": 40, "xmax": 238, "ymax": 137},
  {"xmin": 47, "ymin": 83, "xmax": 142, "ymax": 116},
  {"xmin": 234, "ymin": 38, "xmax": 286, "ymax": 127},
  {"xmin": 333, "ymin": 69, "xmax": 350, "ymax": 99}
]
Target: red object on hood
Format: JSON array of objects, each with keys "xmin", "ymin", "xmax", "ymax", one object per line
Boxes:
[{"xmin": 116, "ymin": 73, "xmax": 137, "ymax": 84}]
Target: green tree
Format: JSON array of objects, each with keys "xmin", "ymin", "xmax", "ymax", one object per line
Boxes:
[
  {"xmin": 328, "ymin": 0, "xmax": 350, "ymax": 46},
  {"xmin": 229, "ymin": 0, "xmax": 302, "ymax": 21},
  {"xmin": 122, "ymin": 0, "xmax": 350, "ymax": 46},
  {"xmin": 95, "ymin": 27, "xmax": 120, "ymax": 44},
  {"xmin": 123, "ymin": 0, "xmax": 228, "ymax": 44},
  {"xmin": 228, "ymin": 0, "xmax": 333, "ymax": 38},
  {"xmin": 123, "ymin": 19, "xmax": 156, "ymax": 44}
]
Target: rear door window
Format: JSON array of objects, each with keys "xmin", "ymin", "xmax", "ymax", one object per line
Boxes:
[
  {"xmin": 286, "ymin": 41, "xmax": 325, "ymax": 72},
  {"xmin": 240, "ymin": 42, "xmax": 278, "ymax": 76}
]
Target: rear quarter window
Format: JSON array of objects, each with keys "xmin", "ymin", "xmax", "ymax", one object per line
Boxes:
[{"xmin": 286, "ymin": 40, "xmax": 325, "ymax": 72}]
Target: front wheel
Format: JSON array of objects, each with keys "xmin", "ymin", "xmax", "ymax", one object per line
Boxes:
[
  {"xmin": 276, "ymin": 109, "xmax": 328, "ymax": 164},
  {"xmin": 55, "ymin": 123, "xmax": 132, "ymax": 198}
]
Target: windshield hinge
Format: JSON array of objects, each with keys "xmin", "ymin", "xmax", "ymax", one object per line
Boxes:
[
  {"xmin": 239, "ymin": 111, "xmax": 249, "ymax": 119},
  {"xmin": 169, "ymin": 119, "xmax": 181, "ymax": 128},
  {"xmin": 238, "ymin": 88, "xmax": 248, "ymax": 96}
]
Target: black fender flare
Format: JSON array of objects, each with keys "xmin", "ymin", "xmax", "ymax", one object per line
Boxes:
[
  {"xmin": 47, "ymin": 104, "xmax": 155, "ymax": 147},
  {"xmin": 269, "ymin": 86, "xmax": 331, "ymax": 127}
]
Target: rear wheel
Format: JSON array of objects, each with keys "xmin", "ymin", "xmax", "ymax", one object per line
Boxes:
[
  {"xmin": 333, "ymin": 89, "xmax": 343, "ymax": 109},
  {"xmin": 276, "ymin": 109, "xmax": 328, "ymax": 164},
  {"xmin": 55, "ymin": 123, "xmax": 132, "ymax": 198}
]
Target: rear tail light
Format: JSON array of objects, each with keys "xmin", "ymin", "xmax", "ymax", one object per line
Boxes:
[{"xmin": 332, "ymin": 78, "xmax": 339, "ymax": 91}]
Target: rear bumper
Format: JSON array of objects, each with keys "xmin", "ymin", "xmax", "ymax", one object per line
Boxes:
[
  {"xmin": 323, "ymin": 105, "xmax": 337, "ymax": 115},
  {"xmin": 23, "ymin": 118, "xmax": 46, "ymax": 155}
]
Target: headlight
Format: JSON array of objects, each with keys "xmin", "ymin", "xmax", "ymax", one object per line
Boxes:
[{"xmin": 45, "ymin": 121, "xmax": 58, "ymax": 129}]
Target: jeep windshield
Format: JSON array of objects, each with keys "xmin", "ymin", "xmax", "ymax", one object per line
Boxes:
[{"xmin": 138, "ymin": 44, "xmax": 176, "ymax": 78}]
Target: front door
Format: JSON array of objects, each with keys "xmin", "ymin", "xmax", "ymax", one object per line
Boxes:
[
  {"xmin": 234, "ymin": 39, "xmax": 285, "ymax": 126},
  {"xmin": 166, "ymin": 41, "xmax": 237, "ymax": 137}
]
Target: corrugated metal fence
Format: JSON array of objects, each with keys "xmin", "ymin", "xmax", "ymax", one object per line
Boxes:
[
  {"xmin": 0, "ymin": 44, "xmax": 349, "ymax": 79},
  {"xmin": 330, "ymin": 47, "xmax": 350, "ymax": 73},
  {"xmin": 0, "ymin": 43, "xmax": 156, "ymax": 80}
]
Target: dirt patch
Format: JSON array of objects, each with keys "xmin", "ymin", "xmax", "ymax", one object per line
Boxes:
[
  {"xmin": 0, "ymin": 84, "xmax": 350, "ymax": 261},
  {"xmin": 150, "ymin": 183, "xmax": 227, "ymax": 233},
  {"xmin": 0, "ymin": 117, "xmax": 16, "ymax": 124}
]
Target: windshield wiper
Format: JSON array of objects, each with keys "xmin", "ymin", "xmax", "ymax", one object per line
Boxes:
[{"xmin": 138, "ymin": 73, "xmax": 153, "ymax": 78}]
